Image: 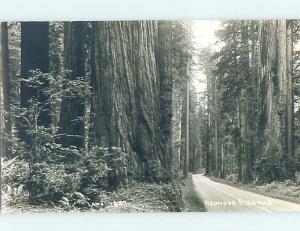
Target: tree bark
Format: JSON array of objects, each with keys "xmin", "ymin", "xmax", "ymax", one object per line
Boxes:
[
  {"xmin": 0, "ymin": 22, "xmax": 4, "ymax": 212},
  {"xmin": 0, "ymin": 21, "xmax": 10, "ymax": 211},
  {"xmin": 240, "ymin": 20, "xmax": 253, "ymax": 182},
  {"xmin": 257, "ymin": 20, "xmax": 295, "ymax": 181},
  {"xmin": 156, "ymin": 21, "xmax": 173, "ymax": 176},
  {"xmin": 59, "ymin": 22, "xmax": 90, "ymax": 148},
  {"xmin": 286, "ymin": 21, "xmax": 295, "ymax": 162},
  {"xmin": 1, "ymin": 22, "xmax": 11, "ymax": 158},
  {"xmin": 20, "ymin": 22, "xmax": 50, "ymax": 143},
  {"xmin": 90, "ymin": 21, "xmax": 172, "ymax": 182}
]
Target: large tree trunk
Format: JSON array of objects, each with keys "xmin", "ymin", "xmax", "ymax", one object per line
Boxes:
[
  {"xmin": 257, "ymin": 20, "xmax": 295, "ymax": 181},
  {"xmin": 58, "ymin": 22, "xmax": 90, "ymax": 148},
  {"xmin": 171, "ymin": 80, "xmax": 183, "ymax": 172},
  {"xmin": 90, "ymin": 21, "xmax": 172, "ymax": 183},
  {"xmin": 240, "ymin": 20, "xmax": 253, "ymax": 182},
  {"xmin": 7, "ymin": 22, "xmax": 21, "ymax": 157},
  {"xmin": 208, "ymin": 55, "xmax": 219, "ymax": 176},
  {"xmin": 156, "ymin": 21, "xmax": 173, "ymax": 176},
  {"xmin": 205, "ymin": 115, "xmax": 211, "ymax": 175},
  {"xmin": 0, "ymin": 22, "xmax": 11, "ymax": 211},
  {"xmin": 183, "ymin": 78, "xmax": 190, "ymax": 176},
  {"xmin": 49, "ymin": 22, "xmax": 64, "ymax": 134},
  {"xmin": 205, "ymin": 67, "xmax": 213, "ymax": 175},
  {"xmin": 20, "ymin": 22, "xmax": 50, "ymax": 143},
  {"xmin": 0, "ymin": 23, "xmax": 4, "ymax": 210},
  {"xmin": 286, "ymin": 21, "xmax": 295, "ymax": 162},
  {"xmin": 0, "ymin": 23, "xmax": 11, "ymax": 158}
]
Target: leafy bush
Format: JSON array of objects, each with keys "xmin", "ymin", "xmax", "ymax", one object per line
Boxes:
[
  {"xmin": 257, "ymin": 180, "xmax": 300, "ymax": 198},
  {"xmin": 3, "ymin": 143, "xmax": 133, "ymax": 208},
  {"xmin": 255, "ymin": 158, "xmax": 296, "ymax": 183},
  {"xmin": 81, "ymin": 146, "xmax": 110, "ymax": 191},
  {"xmin": 59, "ymin": 192, "xmax": 91, "ymax": 210},
  {"xmin": 105, "ymin": 147, "xmax": 129, "ymax": 188},
  {"xmin": 1, "ymin": 157, "xmax": 29, "ymax": 205},
  {"xmin": 81, "ymin": 146, "xmax": 129, "ymax": 192},
  {"xmin": 3, "ymin": 69, "xmax": 135, "ymax": 208},
  {"xmin": 1, "ymin": 157, "xmax": 29, "ymax": 187},
  {"xmin": 27, "ymin": 162, "xmax": 82, "ymax": 202},
  {"xmin": 226, "ymin": 174, "xmax": 238, "ymax": 183},
  {"xmin": 162, "ymin": 182, "xmax": 183, "ymax": 211}
]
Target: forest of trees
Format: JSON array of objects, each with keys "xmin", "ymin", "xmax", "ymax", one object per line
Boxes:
[
  {"xmin": 2, "ymin": 19, "xmax": 300, "ymax": 212},
  {"xmin": 0, "ymin": 21, "xmax": 202, "ymax": 211},
  {"xmin": 202, "ymin": 20, "xmax": 300, "ymax": 183}
]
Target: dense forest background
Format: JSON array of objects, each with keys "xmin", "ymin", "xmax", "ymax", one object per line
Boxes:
[
  {"xmin": 202, "ymin": 20, "xmax": 300, "ymax": 184},
  {"xmin": 1, "ymin": 20, "xmax": 300, "ymax": 212}
]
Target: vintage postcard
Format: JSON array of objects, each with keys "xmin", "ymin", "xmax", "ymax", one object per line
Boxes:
[{"xmin": 1, "ymin": 20, "xmax": 300, "ymax": 213}]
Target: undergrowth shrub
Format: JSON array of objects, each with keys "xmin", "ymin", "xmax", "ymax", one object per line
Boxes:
[
  {"xmin": 255, "ymin": 158, "xmax": 296, "ymax": 183},
  {"xmin": 2, "ymin": 70, "xmax": 138, "ymax": 210},
  {"xmin": 226, "ymin": 174, "xmax": 238, "ymax": 183},
  {"xmin": 26, "ymin": 145, "xmax": 131, "ymax": 208},
  {"xmin": 81, "ymin": 146, "xmax": 129, "ymax": 201},
  {"xmin": 81, "ymin": 146, "xmax": 110, "ymax": 200},
  {"xmin": 258, "ymin": 180, "xmax": 300, "ymax": 198},
  {"xmin": 59, "ymin": 191, "xmax": 91, "ymax": 210},
  {"xmin": 1, "ymin": 157, "xmax": 29, "ymax": 205},
  {"xmin": 25, "ymin": 142, "xmax": 84, "ymax": 202},
  {"xmin": 3, "ymin": 144, "xmax": 136, "ymax": 209},
  {"xmin": 27, "ymin": 162, "xmax": 82, "ymax": 202},
  {"xmin": 105, "ymin": 147, "xmax": 129, "ymax": 188},
  {"xmin": 162, "ymin": 182, "xmax": 183, "ymax": 211}
]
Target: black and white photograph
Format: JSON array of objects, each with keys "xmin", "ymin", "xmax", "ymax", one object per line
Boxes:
[{"xmin": 1, "ymin": 19, "xmax": 300, "ymax": 213}]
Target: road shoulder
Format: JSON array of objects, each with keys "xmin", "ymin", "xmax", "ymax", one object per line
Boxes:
[
  {"xmin": 181, "ymin": 175, "xmax": 207, "ymax": 212},
  {"xmin": 208, "ymin": 176, "xmax": 300, "ymax": 205}
]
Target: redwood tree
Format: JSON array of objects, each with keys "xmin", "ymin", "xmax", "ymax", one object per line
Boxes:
[
  {"xmin": 20, "ymin": 22, "xmax": 51, "ymax": 143},
  {"xmin": 89, "ymin": 21, "xmax": 174, "ymax": 182},
  {"xmin": 58, "ymin": 22, "xmax": 90, "ymax": 148},
  {"xmin": 0, "ymin": 22, "xmax": 11, "ymax": 158}
]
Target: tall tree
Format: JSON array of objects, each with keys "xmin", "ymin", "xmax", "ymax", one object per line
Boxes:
[
  {"xmin": 89, "ymin": 21, "xmax": 174, "ymax": 182},
  {"xmin": 58, "ymin": 22, "xmax": 90, "ymax": 148},
  {"xmin": 7, "ymin": 22, "xmax": 21, "ymax": 157},
  {"xmin": 286, "ymin": 21, "xmax": 295, "ymax": 162},
  {"xmin": 156, "ymin": 21, "xmax": 173, "ymax": 175},
  {"xmin": 208, "ymin": 20, "xmax": 296, "ymax": 182},
  {"xmin": 20, "ymin": 22, "xmax": 51, "ymax": 143},
  {"xmin": 0, "ymin": 22, "xmax": 11, "ymax": 158},
  {"xmin": 0, "ymin": 21, "xmax": 11, "ymax": 211},
  {"xmin": 170, "ymin": 22, "xmax": 191, "ymax": 174},
  {"xmin": 256, "ymin": 20, "xmax": 295, "ymax": 181},
  {"xmin": 49, "ymin": 22, "xmax": 64, "ymax": 133}
]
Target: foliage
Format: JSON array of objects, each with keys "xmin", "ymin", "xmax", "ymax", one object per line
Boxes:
[
  {"xmin": 1, "ymin": 157, "xmax": 29, "ymax": 205},
  {"xmin": 201, "ymin": 20, "xmax": 297, "ymax": 183},
  {"xmin": 3, "ymin": 144, "xmax": 132, "ymax": 207},
  {"xmin": 81, "ymin": 146, "xmax": 130, "ymax": 200},
  {"xmin": 171, "ymin": 22, "xmax": 193, "ymax": 89},
  {"xmin": 225, "ymin": 174, "xmax": 238, "ymax": 183},
  {"xmin": 257, "ymin": 180, "xmax": 300, "ymax": 198},
  {"xmin": 161, "ymin": 181, "xmax": 183, "ymax": 211},
  {"xmin": 1, "ymin": 157, "xmax": 29, "ymax": 187},
  {"xmin": 255, "ymin": 158, "xmax": 296, "ymax": 183},
  {"xmin": 2, "ymin": 21, "xmax": 194, "ymax": 212},
  {"xmin": 27, "ymin": 162, "xmax": 82, "ymax": 201},
  {"xmin": 4, "ymin": 62, "xmax": 134, "ymax": 204},
  {"xmin": 105, "ymin": 147, "xmax": 130, "ymax": 188},
  {"xmin": 59, "ymin": 191, "xmax": 91, "ymax": 210},
  {"xmin": 4, "ymin": 69, "xmax": 92, "ymax": 203},
  {"xmin": 3, "ymin": 181, "xmax": 184, "ymax": 213},
  {"xmin": 81, "ymin": 146, "xmax": 110, "ymax": 197}
]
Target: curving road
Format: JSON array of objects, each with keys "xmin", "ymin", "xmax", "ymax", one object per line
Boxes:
[{"xmin": 192, "ymin": 174, "xmax": 300, "ymax": 212}]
